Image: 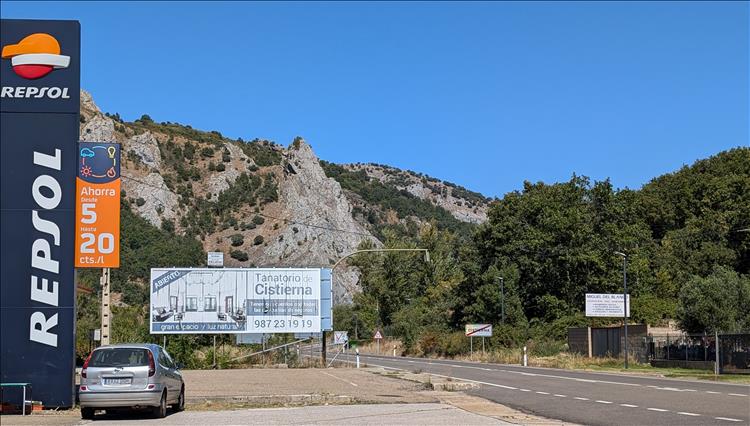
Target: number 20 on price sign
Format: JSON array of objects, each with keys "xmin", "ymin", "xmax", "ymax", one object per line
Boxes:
[{"xmin": 75, "ymin": 142, "xmax": 121, "ymax": 268}]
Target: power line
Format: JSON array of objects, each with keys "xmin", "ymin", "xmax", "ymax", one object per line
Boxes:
[{"xmin": 120, "ymin": 173, "xmax": 375, "ymax": 238}]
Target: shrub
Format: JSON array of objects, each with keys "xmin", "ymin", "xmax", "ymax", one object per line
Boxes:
[
  {"xmin": 253, "ymin": 235, "xmax": 264, "ymax": 245},
  {"xmin": 230, "ymin": 234, "xmax": 244, "ymax": 247},
  {"xmin": 135, "ymin": 197, "xmax": 146, "ymax": 207},
  {"xmin": 200, "ymin": 147, "xmax": 215, "ymax": 158},
  {"xmin": 230, "ymin": 250, "xmax": 248, "ymax": 261},
  {"xmin": 216, "ymin": 163, "xmax": 226, "ymax": 172},
  {"xmin": 252, "ymin": 215, "xmax": 265, "ymax": 225}
]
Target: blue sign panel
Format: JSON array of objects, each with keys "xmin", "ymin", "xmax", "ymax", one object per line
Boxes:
[{"xmin": 1, "ymin": 19, "xmax": 80, "ymax": 408}]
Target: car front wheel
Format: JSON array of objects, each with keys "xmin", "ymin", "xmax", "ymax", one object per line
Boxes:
[{"xmin": 172, "ymin": 386, "xmax": 185, "ymax": 412}]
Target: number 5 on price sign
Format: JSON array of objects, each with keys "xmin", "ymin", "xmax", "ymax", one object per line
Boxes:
[{"xmin": 75, "ymin": 142, "xmax": 121, "ymax": 268}]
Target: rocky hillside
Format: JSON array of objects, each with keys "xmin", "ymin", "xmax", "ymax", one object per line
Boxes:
[
  {"xmin": 79, "ymin": 91, "xmax": 489, "ymax": 302},
  {"xmin": 342, "ymin": 163, "xmax": 490, "ymax": 224}
]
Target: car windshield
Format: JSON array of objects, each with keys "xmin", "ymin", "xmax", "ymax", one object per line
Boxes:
[{"xmin": 89, "ymin": 348, "xmax": 149, "ymax": 367}]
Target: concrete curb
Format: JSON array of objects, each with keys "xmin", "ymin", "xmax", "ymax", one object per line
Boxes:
[{"xmin": 186, "ymin": 393, "xmax": 354, "ymax": 406}]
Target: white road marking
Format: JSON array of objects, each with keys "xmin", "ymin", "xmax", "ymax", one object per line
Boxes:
[
  {"xmin": 706, "ymin": 391, "xmax": 721, "ymax": 394},
  {"xmin": 320, "ymin": 371, "xmax": 358, "ymax": 387},
  {"xmin": 553, "ymin": 394, "xmax": 567, "ymax": 397},
  {"xmin": 715, "ymin": 417, "xmax": 744, "ymax": 422},
  {"xmin": 595, "ymin": 400, "xmax": 612, "ymax": 404},
  {"xmin": 574, "ymin": 397, "xmax": 589, "ymax": 401},
  {"xmin": 620, "ymin": 404, "xmax": 638, "ymax": 408},
  {"xmin": 677, "ymin": 412, "xmax": 700, "ymax": 417},
  {"xmin": 727, "ymin": 393, "xmax": 747, "ymax": 397},
  {"xmin": 520, "ymin": 389, "xmax": 531, "ymax": 392},
  {"xmin": 535, "ymin": 391, "xmax": 550, "ymax": 395},
  {"xmin": 647, "ymin": 408, "xmax": 669, "ymax": 412},
  {"xmin": 382, "ymin": 357, "xmax": 642, "ymax": 387}
]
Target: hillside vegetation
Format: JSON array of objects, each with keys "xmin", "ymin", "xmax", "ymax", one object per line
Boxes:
[{"xmin": 334, "ymin": 148, "xmax": 750, "ymax": 355}]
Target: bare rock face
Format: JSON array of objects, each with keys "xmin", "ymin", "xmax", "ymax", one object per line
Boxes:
[
  {"xmin": 123, "ymin": 172, "xmax": 180, "ymax": 228},
  {"xmin": 126, "ymin": 131, "xmax": 161, "ymax": 169},
  {"xmin": 205, "ymin": 141, "xmax": 251, "ymax": 197},
  {"xmin": 260, "ymin": 139, "xmax": 379, "ymax": 303},
  {"xmin": 81, "ymin": 112, "xmax": 116, "ymax": 143}
]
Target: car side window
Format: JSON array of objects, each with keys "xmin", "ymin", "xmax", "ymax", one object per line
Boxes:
[
  {"xmin": 163, "ymin": 350, "xmax": 176, "ymax": 369},
  {"xmin": 158, "ymin": 350, "xmax": 170, "ymax": 369}
]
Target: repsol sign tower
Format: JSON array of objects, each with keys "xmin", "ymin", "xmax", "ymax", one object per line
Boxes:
[{"xmin": 1, "ymin": 19, "xmax": 80, "ymax": 408}]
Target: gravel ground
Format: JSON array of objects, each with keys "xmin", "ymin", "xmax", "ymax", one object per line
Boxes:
[{"xmin": 182, "ymin": 367, "xmax": 437, "ymax": 404}]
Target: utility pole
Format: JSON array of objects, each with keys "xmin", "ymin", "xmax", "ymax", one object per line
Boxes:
[
  {"xmin": 499, "ymin": 276, "xmax": 505, "ymax": 324},
  {"xmin": 100, "ymin": 268, "xmax": 111, "ymax": 346},
  {"xmin": 615, "ymin": 252, "xmax": 628, "ymax": 369}
]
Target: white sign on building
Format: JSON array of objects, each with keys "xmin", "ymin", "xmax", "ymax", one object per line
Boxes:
[
  {"xmin": 150, "ymin": 268, "xmax": 326, "ymax": 334},
  {"xmin": 585, "ymin": 293, "xmax": 630, "ymax": 317}
]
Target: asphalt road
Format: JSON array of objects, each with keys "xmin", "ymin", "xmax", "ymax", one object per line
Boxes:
[{"xmin": 338, "ymin": 352, "xmax": 750, "ymax": 426}]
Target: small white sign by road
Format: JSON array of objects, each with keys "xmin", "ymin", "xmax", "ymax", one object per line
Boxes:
[
  {"xmin": 373, "ymin": 330, "xmax": 383, "ymax": 340},
  {"xmin": 207, "ymin": 251, "xmax": 224, "ymax": 267},
  {"xmin": 465, "ymin": 324, "xmax": 493, "ymax": 337},
  {"xmin": 585, "ymin": 293, "xmax": 630, "ymax": 317},
  {"xmin": 334, "ymin": 331, "xmax": 349, "ymax": 345}
]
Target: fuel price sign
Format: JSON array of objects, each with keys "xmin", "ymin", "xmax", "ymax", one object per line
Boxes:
[{"xmin": 75, "ymin": 142, "xmax": 120, "ymax": 267}]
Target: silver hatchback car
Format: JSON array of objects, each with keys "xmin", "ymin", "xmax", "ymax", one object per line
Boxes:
[{"xmin": 79, "ymin": 344, "xmax": 184, "ymax": 419}]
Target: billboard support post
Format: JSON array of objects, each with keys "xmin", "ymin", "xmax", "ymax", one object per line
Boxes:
[
  {"xmin": 100, "ymin": 268, "xmax": 111, "ymax": 346},
  {"xmin": 322, "ymin": 331, "xmax": 327, "ymax": 366}
]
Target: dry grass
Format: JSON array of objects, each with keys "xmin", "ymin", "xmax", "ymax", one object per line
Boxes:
[{"xmin": 354, "ymin": 338, "xmax": 402, "ymax": 355}]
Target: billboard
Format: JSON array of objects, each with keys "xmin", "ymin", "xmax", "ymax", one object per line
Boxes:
[
  {"xmin": 465, "ymin": 324, "xmax": 493, "ymax": 337},
  {"xmin": 150, "ymin": 268, "xmax": 330, "ymax": 334},
  {"xmin": 585, "ymin": 293, "xmax": 630, "ymax": 317},
  {"xmin": 1, "ymin": 19, "xmax": 80, "ymax": 408},
  {"xmin": 75, "ymin": 142, "xmax": 120, "ymax": 267}
]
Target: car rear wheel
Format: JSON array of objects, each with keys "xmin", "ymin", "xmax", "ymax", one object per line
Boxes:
[
  {"xmin": 172, "ymin": 385, "xmax": 185, "ymax": 412},
  {"xmin": 81, "ymin": 407, "xmax": 95, "ymax": 420},
  {"xmin": 152, "ymin": 391, "xmax": 167, "ymax": 418}
]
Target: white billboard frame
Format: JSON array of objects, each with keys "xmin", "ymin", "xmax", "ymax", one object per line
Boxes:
[
  {"xmin": 585, "ymin": 293, "xmax": 630, "ymax": 318},
  {"xmin": 150, "ymin": 268, "xmax": 327, "ymax": 334}
]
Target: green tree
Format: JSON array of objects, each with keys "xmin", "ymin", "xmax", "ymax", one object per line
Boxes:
[{"xmin": 677, "ymin": 266, "xmax": 750, "ymax": 333}]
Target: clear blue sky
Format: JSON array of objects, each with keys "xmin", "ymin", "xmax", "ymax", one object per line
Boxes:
[{"xmin": 3, "ymin": 1, "xmax": 748, "ymax": 198}]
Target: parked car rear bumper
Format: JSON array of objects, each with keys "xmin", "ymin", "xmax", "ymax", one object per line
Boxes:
[{"xmin": 79, "ymin": 389, "xmax": 163, "ymax": 408}]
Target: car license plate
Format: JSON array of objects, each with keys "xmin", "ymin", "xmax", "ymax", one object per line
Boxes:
[{"xmin": 103, "ymin": 378, "xmax": 131, "ymax": 385}]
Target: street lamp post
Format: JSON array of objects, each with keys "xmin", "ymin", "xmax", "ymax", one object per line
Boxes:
[{"xmin": 614, "ymin": 251, "xmax": 628, "ymax": 369}]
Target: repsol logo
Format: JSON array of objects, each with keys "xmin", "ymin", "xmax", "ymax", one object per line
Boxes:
[
  {"xmin": 30, "ymin": 149, "xmax": 66, "ymax": 347},
  {"xmin": 0, "ymin": 86, "xmax": 71, "ymax": 99}
]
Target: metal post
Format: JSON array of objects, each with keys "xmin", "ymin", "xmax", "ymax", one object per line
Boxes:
[
  {"xmin": 100, "ymin": 268, "xmax": 111, "ymax": 346},
  {"xmin": 623, "ymin": 255, "xmax": 628, "ymax": 369},
  {"xmin": 482, "ymin": 337, "xmax": 485, "ymax": 353},
  {"xmin": 322, "ymin": 331, "xmax": 327, "ymax": 366},
  {"xmin": 470, "ymin": 336, "xmax": 473, "ymax": 356},
  {"xmin": 22, "ymin": 386, "xmax": 26, "ymax": 416},
  {"xmin": 500, "ymin": 277, "xmax": 505, "ymax": 324},
  {"xmin": 714, "ymin": 330, "xmax": 720, "ymax": 376},
  {"xmin": 376, "ymin": 338, "xmax": 379, "ymax": 355},
  {"xmin": 213, "ymin": 335, "xmax": 217, "ymax": 369},
  {"xmin": 356, "ymin": 348, "xmax": 360, "ymax": 368},
  {"xmin": 163, "ymin": 335, "xmax": 166, "ymax": 348}
]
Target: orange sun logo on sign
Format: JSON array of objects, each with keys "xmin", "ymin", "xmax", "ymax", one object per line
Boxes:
[{"xmin": 1, "ymin": 33, "xmax": 70, "ymax": 79}]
